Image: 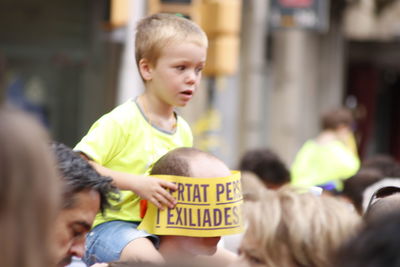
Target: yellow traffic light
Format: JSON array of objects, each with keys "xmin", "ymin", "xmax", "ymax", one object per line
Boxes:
[
  {"xmin": 148, "ymin": 0, "xmax": 202, "ymax": 22},
  {"xmin": 203, "ymin": 35, "xmax": 240, "ymax": 76},
  {"xmin": 199, "ymin": 0, "xmax": 242, "ymax": 37},
  {"xmin": 199, "ymin": 0, "xmax": 242, "ymax": 76},
  {"xmin": 103, "ymin": 0, "xmax": 130, "ymax": 29},
  {"xmin": 111, "ymin": 0, "xmax": 130, "ymax": 27}
]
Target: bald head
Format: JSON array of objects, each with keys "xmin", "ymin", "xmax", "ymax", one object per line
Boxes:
[{"xmin": 150, "ymin": 147, "xmax": 230, "ymax": 178}]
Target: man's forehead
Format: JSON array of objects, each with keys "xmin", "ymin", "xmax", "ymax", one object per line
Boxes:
[{"xmin": 63, "ymin": 190, "xmax": 100, "ymax": 218}]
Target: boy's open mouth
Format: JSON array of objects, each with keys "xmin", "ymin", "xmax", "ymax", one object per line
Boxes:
[{"xmin": 181, "ymin": 90, "xmax": 193, "ymax": 96}]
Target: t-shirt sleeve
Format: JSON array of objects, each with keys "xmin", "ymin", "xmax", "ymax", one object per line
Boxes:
[{"xmin": 74, "ymin": 115, "xmax": 126, "ymax": 165}]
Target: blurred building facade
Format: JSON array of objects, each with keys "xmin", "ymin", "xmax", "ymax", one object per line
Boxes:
[{"xmin": 1, "ymin": 0, "xmax": 399, "ymax": 167}]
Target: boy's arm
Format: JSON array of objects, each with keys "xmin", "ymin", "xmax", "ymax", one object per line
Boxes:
[{"xmin": 89, "ymin": 160, "xmax": 177, "ymax": 210}]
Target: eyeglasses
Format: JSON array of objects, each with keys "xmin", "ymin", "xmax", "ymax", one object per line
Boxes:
[{"xmin": 365, "ymin": 186, "xmax": 400, "ymax": 212}]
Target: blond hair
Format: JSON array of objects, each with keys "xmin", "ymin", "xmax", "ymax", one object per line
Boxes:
[
  {"xmin": 240, "ymin": 171, "xmax": 266, "ymax": 202},
  {"xmin": 0, "ymin": 107, "xmax": 60, "ymax": 267},
  {"xmin": 135, "ymin": 13, "xmax": 208, "ymax": 69},
  {"xmin": 241, "ymin": 188, "xmax": 361, "ymax": 267}
]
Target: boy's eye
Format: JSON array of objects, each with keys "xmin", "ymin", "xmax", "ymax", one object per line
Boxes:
[
  {"xmin": 175, "ymin": 65, "xmax": 186, "ymax": 71},
  {"xmin": 195, "ymin": 66, "xmax": 203, "ymax": 74}
]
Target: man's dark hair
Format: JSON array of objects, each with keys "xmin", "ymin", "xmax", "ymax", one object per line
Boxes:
[
  {"xmin": 342, "ymin": 168, "xmax": 384, "ymax": 213},
  {"xmin": 51, "ymin": 142, "xmax": 117, "ymax": 213},
  {"xmin": 239, "ymin": 148, "xmax": 290, "ymax": 187},
  {"xmin": 335, "ymin": 209, "xmax": 400, "ymax": 267}
]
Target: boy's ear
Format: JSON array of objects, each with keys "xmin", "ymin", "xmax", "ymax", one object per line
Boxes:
[{"xmin": 139, "ymin": 58, "xmax": 153, "ymax": 81}]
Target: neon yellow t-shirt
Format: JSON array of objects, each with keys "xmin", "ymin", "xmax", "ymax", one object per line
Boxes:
[
  {"xmin": 74, "ymin": 99, "xmax": 193, "ymax": 226},
  {"xmin": 291, "ymin": 139, "xmax": 360, "ymax": 190}
]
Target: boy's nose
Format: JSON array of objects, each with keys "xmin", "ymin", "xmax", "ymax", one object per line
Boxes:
[{"xmin": 185, "ymin": 71, "xmax": 197, "ymax": 85}]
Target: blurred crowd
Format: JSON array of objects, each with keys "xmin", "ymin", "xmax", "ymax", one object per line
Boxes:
[
  {"xmin": 2, "ymin": 11, "xmax": 400, "ymax": 267},
  {"xmin": 2, "ymin": 103, "xmax": 400, "ymax": 267}
]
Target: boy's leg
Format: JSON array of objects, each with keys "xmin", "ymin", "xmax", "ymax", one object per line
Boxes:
[
  {"xmin": 83, "ymin": 220, "xmax": 160, "ymax": 266},
  {"xmin": 120, "ymin": 237, "xmax": 164, "ymax": 263}
]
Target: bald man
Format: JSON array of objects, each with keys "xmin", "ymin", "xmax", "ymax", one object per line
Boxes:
[{"xmin": 149, "ymin": 147, "xmax": 238, "ymax": 265}]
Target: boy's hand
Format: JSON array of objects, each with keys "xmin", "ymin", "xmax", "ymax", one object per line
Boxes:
[
  {"xmin": 84, "ymin": 161, "xmax": 178, "ymax": 209},
  {"xmin": 132, "ymin": 175, "xmax": 178, "ymax": 210}
]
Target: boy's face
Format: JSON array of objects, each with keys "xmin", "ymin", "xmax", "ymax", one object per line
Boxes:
[{"xmin": 143, "ymin": 40, "xmax": 207, "ymax": 107}]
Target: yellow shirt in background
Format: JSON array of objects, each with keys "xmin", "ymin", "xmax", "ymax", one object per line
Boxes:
[{"xmin": 291, "ymin": 139, "xmax": 360, "ymax": 190}]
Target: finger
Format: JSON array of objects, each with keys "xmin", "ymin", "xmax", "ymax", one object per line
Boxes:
[
  {"xmin": 158, "ymin": 187, "xmax": 177, "ymax": 207},
  {"xmin": 160, "ymin": 180, "xmax": 178, "ymax": 191},
  {"xmin": 150, "ymin": 197, "xmax": 163, "ymax": 210},
  {"xmin": 155, "ymin": 192, "xmax": 175, "ymax": 209}
]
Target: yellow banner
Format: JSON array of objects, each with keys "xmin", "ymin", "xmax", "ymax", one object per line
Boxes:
[{"xmin": 138, "ymin": 171, "xmax": 244, "ymax": 237}]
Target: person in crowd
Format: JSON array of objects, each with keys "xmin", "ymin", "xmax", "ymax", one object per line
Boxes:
[
  {"xmin": 74, "ymin": 13, "xmax": 208, "ymax": 265},
  {"xmin": 51, "ymin": 142, "xmax": 117, "ymax": 266},
  {"xmin": 336, "ymin": 209, "xmax": 400, "ymax": 267},
  {"xmin": 342, "ymin": 167, "xmax": 384, "ymax": 214},
  {"xmin": 361, "ymin": 178, "xmax": 400, "ymax": 213},
  {"xmin": 291, "ymin": 107, "xmax": 360, "ymax": 191},
  {"xmin": 148, "ymin": 147, "xmax": 237, "ymax": 265},
  {"xmin": 364, "ymin": 189, "xmax": 400, "ymax": 223},
  {"xmin": 234, "ymin": 188, "xmax": 361, "ymax": 267},
  {"xmin": 0, "ymin": 107, "xmax": 60, "ymax": 267},
  {"xmin": 239, "ymin": 148, "xmax": 290, "ymax": 189},
  {"xmin": 342, "ymin": 154, "xmax": 400, "ymax": 214}
]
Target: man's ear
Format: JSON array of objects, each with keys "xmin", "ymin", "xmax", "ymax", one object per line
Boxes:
[{"xmin": 139, "ymin": 58, "xmax": 153, "ymax": 81}]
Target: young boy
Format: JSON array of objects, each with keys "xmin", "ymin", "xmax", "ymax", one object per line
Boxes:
[{"xmin": 74, "ymin": 13, "xmax": 208, "ymax": 265}]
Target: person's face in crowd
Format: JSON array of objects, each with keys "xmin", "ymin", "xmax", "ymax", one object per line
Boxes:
[{"xmin": 53, "ymin": 189, "xmax": 100, "ymax": 266}]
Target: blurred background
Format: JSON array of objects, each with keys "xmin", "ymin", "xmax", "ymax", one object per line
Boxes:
[{"xmin": 0, "ymin": 0, "xmax": 399, "ymax": 168}]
